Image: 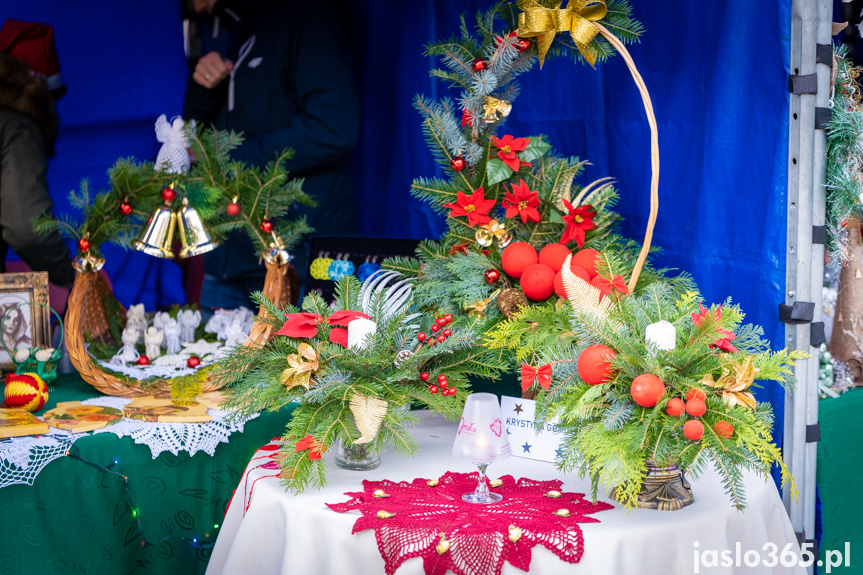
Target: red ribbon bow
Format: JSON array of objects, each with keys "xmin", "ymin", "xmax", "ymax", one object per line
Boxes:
[
  {"xmin": 589, "ymin": 274, "xmax": 629, "ymax": 302},
  {"xmin": 276, "ymin": 310, "xmax": 371, "ymax": 347},
  {"xmin": 520, "ymin": 363, "xmax": 553, "ymax": 392},
  {"xmin": 294, "ymin": 434, "xmax": 325, "ymax": 461}
]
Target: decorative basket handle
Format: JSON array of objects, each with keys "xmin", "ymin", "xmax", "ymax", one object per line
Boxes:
[
  {"xmin": 594, "ymin": 24, "xmax": 659, "ymax": 292},
  {"xmin": 0, "ymin": 301, "xmax": 65, "ymax": 364}
]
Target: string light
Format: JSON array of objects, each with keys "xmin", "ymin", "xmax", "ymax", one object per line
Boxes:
[{"xmin": 66, "ymin": 445, "xmax": 216, "ymax": 549}]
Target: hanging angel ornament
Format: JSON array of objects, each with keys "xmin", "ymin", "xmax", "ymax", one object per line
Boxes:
[{"xmin": 154, "ymin": 114, "xmax": 191, "ymax": 174}]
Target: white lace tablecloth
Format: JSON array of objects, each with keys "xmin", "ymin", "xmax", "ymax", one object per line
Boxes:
[{"xmin": 0, "ymin": 398, "xmax": 258, "ymax": 489}]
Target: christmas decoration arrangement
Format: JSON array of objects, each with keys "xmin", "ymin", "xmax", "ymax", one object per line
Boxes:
[
  {"xmin": 502, "ymin": 257, "xmax": 804, "ymax": 510},
  {"xmin": 212, "ymin": 272, "xmax": 508, "ymax": 493},
  {"xmin": 382, "ymin": 1, "xmax": 652, "ymax": 330},
  {"xmin": 34, "ymin": 119, "xmax": 313, "ymax": 397},
  {"xmin": 327, "ymin": 471, "xmax": 612, "ymax": 575}
]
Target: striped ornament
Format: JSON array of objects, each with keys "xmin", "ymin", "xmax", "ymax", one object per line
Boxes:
[{"xmin": 4, "ymin": 373, "xmax": 49, "ymax": 412}]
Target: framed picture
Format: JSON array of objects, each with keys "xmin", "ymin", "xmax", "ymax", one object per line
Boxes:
[{"xmin": 0, "ymin": 272, "xmax": 51, "ymax": 372}]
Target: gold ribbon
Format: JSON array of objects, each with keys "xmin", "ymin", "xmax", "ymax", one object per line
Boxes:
[
  {"xmin": 475, "ymin": 219, "xmax": 512, "ymax": 248},
  {"xmin": 517, "ymin": 0, "xmax": 608, "ymax": 68},
  {"xmin": 280, "ymin": 342, "xmax": 321, "ymax": 391}
]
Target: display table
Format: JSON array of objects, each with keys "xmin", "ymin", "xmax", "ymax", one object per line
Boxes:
[
  {"xmin": 208, "ymin": 411, "xmax": 803, "ymax": 575},
  {"xmin": 0, "ymin": 374, "xmax": 295, "ymax": 575}
]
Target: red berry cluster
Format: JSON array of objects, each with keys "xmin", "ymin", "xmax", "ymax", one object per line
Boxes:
[
  {"xmin": 419, "ymin": 371, "xmax": 457, "ymax": 396},
  {"xmin": 416, "ymin": 314, "xmax": 454, "ymax": 346},
  {"xmin": 666, "ymin": 387, "xmax": 734, "ymax": 441}
]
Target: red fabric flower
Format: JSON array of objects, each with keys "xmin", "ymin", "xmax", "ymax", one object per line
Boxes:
[
  {"xmin": 461, "ymin": 108, "xmax": 474, "ymax": 127},
  {"xmin": 691, "ymin": 304, "xmax": 738, "ymax": 353},
  {"xmin": 502, "ymin": 179, "xmax": 541, "ymax": 223},
  {"xmin": 560, "ymin": 200, "xmax": 596, "ymax": 247},
  {"xmin": 443, "ymin": 188, "xmax": 495, "ymax": 227},
  {"xmin": 276, "ymin": 310, "xmax": 371, "ymax": 348},
  {"xmin": 295, "ymin": 435, "xmax": 326, "ymax": 460},
  {"xmin": 449, "ymin": 244, "xmax": 469, "ymax": 256},
  {"xmin": 590, "ymin": 274, "xmax": 629, "ymax": 302},
  {"xmin": 491, "ymin": 134, "xmax": 530, "ymax": 171}
]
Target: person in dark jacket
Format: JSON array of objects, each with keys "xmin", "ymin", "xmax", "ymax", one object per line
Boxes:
[
  {"xmin": 0, "ymin": 21, "xmax": 74, "ymax": 289},
  {"xmin": 184, "ymin": 0, "xmax": 360, "ymax": 310}
]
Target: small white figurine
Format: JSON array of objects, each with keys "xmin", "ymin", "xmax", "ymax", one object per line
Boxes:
[
  {"xmin": 154, "ymin": 114, "xmax": 190, "ymax": 174},
  {"xmin": 126, "ymin": 304, "xmax": 148, "ymax": 344},
  {"xmin": 162, "ymin": 318, "xmax": 182, "ymax": 355},
  {"xmin": 223, "ymin": 320, "xmax": 248, "ymax": 350},
  {"xmin": 152, "ymin": 354, "xmax": 190, "ymax": 368},
  {"xmin": 144, "ymin": 326, "xmax": 164, "ymax": 359},
  {"xmin": 178, "ymin": 309, "xmax": 202, "ymax": 344},
  {"xmin": 153, "ymin": 311, "xmax": 172, "ymax": 332},
  {"xmin": 34, "ymin": 348, "xmax": 55, "ymax": 362},
  {"xmin": 114, "ymin": 325, "xmax": 140, "ymax": 363}
]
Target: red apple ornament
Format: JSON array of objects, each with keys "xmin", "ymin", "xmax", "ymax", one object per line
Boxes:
[
  {"xmin": 553, "ymin": 264, "xmax": 590, "ymax": 299},
  {"xmin": 501, "ymin": 242, "xmax": 538, "ymax": 279},
  {"xmin": 136, "ymin": 355, "xmax": 150, "ymax": 366},
  {"xmin": 686, "ymin": 388, "xmax": 707, "ymax": 402},
  {"xmin": 684, "ymin": 420, "xmax": 704, "ymax": 441},
  {"xmin": 630, "ymin": 374, "xmax": 666, "ymax": 407},
  {"xmin": 570, "ymin": 248, "xmax": 602, "ymax": 279},
  {"xmin": 713, "ymin": 420, "xmax": 734, "ymax": 439},
  {"xmin": 666, "ymin": 397, "xmax": 685, "ymax": 417},
  {"xmin": 520, "ymin": 263, "xmax": 555, "ymax": 301},
  {"xmin": 538, "ymin": 243, "xmax": 571, "ymax": 273},
  {"xmin": 685, "ymin": 398, "xmax": 707, "ymax": 418},
  {"xmin": 577, "ymin": 344, "xmax": 616, "ymax": 385}
]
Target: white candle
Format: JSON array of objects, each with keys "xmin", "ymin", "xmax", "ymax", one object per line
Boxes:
[
  {"xmin": 645, "ymin": 320, "xmax": 676, "ymax": 352},
  {"xmin": 347, "ymin": 318, "xmax": 377, "ymax": 350}
]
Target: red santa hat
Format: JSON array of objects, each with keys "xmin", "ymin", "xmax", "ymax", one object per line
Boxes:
[{"xmin": 0, "ymin": 18, "xmax": 63, "ymax": 92}]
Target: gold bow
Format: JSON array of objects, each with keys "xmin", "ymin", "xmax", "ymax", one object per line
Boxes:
[
  {"xmin": 701, "ymin": 355, "xmax": 760, "ymax": 410},
  {"xmin": 517, "ymin": 0, "xmax": 608, "ymax": 68},
  {"xmin": 475, "ymin": 219, "xmax": 513, "ymax": 248},
  {"xmin": 280, "ymin": 342, "xmax": 321, "ymax": 391}
]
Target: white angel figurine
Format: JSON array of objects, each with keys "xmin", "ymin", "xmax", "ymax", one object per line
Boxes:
[
  {"xmin": 144, "ymin": 326, "xmax": 164, "ymax": 359},
  {"xmin": 204, "ymin": 309, "xmax": 232, "ymax": 341},
  {"xmin": 154, "ymin": 114, "xmax": 190, "ymax": 174},
  {"xmin": 126, "ymin": 304, "xmax": 148, "ymax": 344},
  {"xmin": 223, "ymin": 320, "xmax": 248, "ymax": 350},
  {"xmin": 178, "ymin": 309, "xmax": 201, "ymax": 344},
  {"xmin": 162, "ymin": 318, "xmax": 182, "ymax": 355},
  {"xmin": 153, "ymin": 311, "xmax": 172, "ymax": 332},
  {"xmin": 113, "ymin": 326, "xmax": 140, "ymax": 364}
]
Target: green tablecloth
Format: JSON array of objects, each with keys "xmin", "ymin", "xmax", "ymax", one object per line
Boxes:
[
  {"xmin": 816, "ymin": 387, "xmax": 863, "ymax": 569},
  {"xmin": 0, "ymin": 374, "xmax": 295, "ymax": 575}
]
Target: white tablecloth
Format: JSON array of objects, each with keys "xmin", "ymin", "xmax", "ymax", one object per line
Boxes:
[{"xmin": 207, "ymin": 412, "xmax": 804, "ymax": 575}]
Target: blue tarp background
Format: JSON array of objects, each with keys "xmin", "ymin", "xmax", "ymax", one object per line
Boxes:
[{"xmin": 2, "ymin": 2, "xmax": 790, "ymax": 422}]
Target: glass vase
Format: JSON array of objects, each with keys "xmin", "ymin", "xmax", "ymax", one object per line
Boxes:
[{"xmin": 335, "ymin": 438, "xmax": 381, "ymax": 470}]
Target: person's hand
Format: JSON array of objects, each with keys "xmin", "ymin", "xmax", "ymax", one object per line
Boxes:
[{"xmin": 193, "ymin": 52, "xmax": 234, "ymax": 89}]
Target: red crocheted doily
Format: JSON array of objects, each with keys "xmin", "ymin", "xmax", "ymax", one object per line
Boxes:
[{"xmin": 327, "ymin": 471, "xmax": 613, "ymax": 575}]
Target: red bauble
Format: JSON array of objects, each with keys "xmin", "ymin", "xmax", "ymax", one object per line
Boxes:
[
  {"xmin": 520, "ymin": 263, "xmax": 556, "ymax": 301},
  {"xmin": 443, "ymin": 329, "xmax": 451, "ymax": 337},
  {"xmin": 431, "ymin": 324, "xmax": 440, "ymax": 333},
  {"xmin": 472, "ymin": 58, "xmax": 487, "ymax": 72},
  {"xmin": 713, "ymin": 420, "xmax": 734, "ymax": 439},
  {"xmin": 161, "ymin": 187, "xmax": 176, "ymax": 203},
  {"xmin": 553, "ymin": 265, "xmax": 590, "ymax": 299},
  {"xmin": 539, "ymin": 243, "xmax": 571, "ymax": 273},
  {"xmin": 437, "ymin": 374, "xmax": 447, "ymax": 383},
  {"xmin": 420, "ymin": 372, "xmax": 430, "ymax": 382},
  {"xmin": 78, "ymin": 238, "xmax": 91, "ymax": 253},
  {"xmin": 450, "ymin": 156, "xmax": 466, "ymax": 171},
  {"xmin": 430, "ymin": 385, "xmax": 439, "ymax": 394},
  {"xmin": 485, "ymin": 269, "xmax": 501, "ymax": 284},
  {"xmin": 437, "ymin": 334, "xmax": 446, "ymax": 343},
  {"xmin": 685, "ymin": 398, "xmax": 707, "ymax": 418},
  {"xmin": 226, "ymin": 202, "xmax": 242, "ymax": 217},
  {"xmin": 444, "ymin": 314, "xmax": 453, "ymax": 323},
  {"xmin": 136, "ymin": 355, "xmax": 150, "ymax": 366},
  {"xmin": 685, "ymin": 388, "xmax": 707, "ymax": 402},
  {"xmin": 666, "ymin": 397, "xmax": 685, "ymax": 417},
  {"xmin": 187, "ymin": 356, "xmax": 201, "ymax": 368},
  {"xmin": 260, "ymin": 219, "xmax": 274, "ymax": 234},
  {"xmin": 120, "ymin": 201, "xmax": 133, "ymax": 216},
  {"xmin": 630, "ymin": 374, "xmax": 666, "ymax": 407},
  {"xmin": 684, "ymin": 420, "xmax": 704, "ymax": 441},
  {"xmin": 577, "ymin": 344, "xmax": 616, "ymax": 385},
  {"xmin": 515, "ymin": 37, "xmax": 531, "ymax": 52},
  {"xmin": 501, "ymin": 242, "xmax": 539, "ymax": 279},
  {"xmin": 417, "ymin": 333, "xmax": 427, "ymax": 342},
  {"xmin": 570, "ymin": 248, "xmax": 602, "ymax": 279}
]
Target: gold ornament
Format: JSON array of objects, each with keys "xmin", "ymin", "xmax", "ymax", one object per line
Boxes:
[
  {"xmin": 497, "ymin": 288, "xmax": 529, "ymax": 318},
  {"xmin": 72, "ymin": 253, "xmax": 106, "ymax": 272},
  {"xmin": 134, "ymin": 205, "xmax": 177, "ymax": 259},
  {"xmin": 436, "ymin": 534, "xmax": 451, "ymax": 555},
  {"xmin": 465, "ymin": 289, "xmax": 501, "ymax": 318},
  {"xmin": 349, "ymin": 393, "xmax": 389, "ymax": 444},
  {"xmin": 475, "ymin": 219, "xmax": 512, "ymax": 248},
  {"xmin": 489, "ymin": 478, "xmax": 503, "ymax": 488},
  {"xmin": 177, "ymin": 197, "xmax": 221, "ymax": 258},
  {"xmin": 426, "ymin": 479, "xmax": 439, "ymax": 487},
  {"xmin": 376, "ymin": 510, "xmax": 396, "ymax": 519},
  {"xmin": 373, "ymin": 489, "xmax": 390, "ymax": 498},
  {"xmin": 517, "ymin": 0, "xmax": 608, "ymax": 68},
  {"xmin": 553, "ymin": 508, "xmax": 571, "ymax": 517},
  {"xmin": 508, "ymin": 525, "xmax": 523, "ymax": 543},
  {"xmin": 544, "ymin": 490, "xmax": 562, "ymax": 498},
  {"xmin": 483, "ymin": 96, "xmax": 512, "ymax": 124},
  {"xmin": 279, "ymin": 342, "xmax": 321, "ymax": 391},
  {"xmin": 264, "ymin": 233, "xmax": 293, "ymax": 265},
  {"xmin": 701, "ymin": 355, "xmax": 760, "ymax": 410}
]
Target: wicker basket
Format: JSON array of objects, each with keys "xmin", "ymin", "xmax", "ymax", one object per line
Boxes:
[{"xmin": 66, "ymin": 261, "xmax": 297, "ymax": 397}]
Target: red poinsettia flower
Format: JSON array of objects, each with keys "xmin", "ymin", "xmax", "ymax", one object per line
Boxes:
[
  {"xmin": 461, "ymin": 109, "xmax": 474, "ymax": 127},
  {"xmin": 691, "ymin": 304, "xmax": 739, "ymax": 353},
  {"xmin": 502, "ymin": 179, "xmax": 541, "ymax": 223},
  {"xmin": 450, "ymin": 244, "xmax": 469, "ymax": 256},
  {"xmin": 491, "ymin": 134, "xmax": 530, "ymax": 171},
  {"xmin": 443, "ymin": 188, "xmax": 495, "ymax": 227},
  {"xmin": 560, "ymin": 200, "xmax": 596, "ymax": 247},
  {"xmin": 276, "ymin": 310, "xmax": 371, "ymax": 348}
]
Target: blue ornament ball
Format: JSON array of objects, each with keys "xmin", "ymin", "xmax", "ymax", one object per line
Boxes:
[
  {"xmin": 328, "ymin": 259, "xmax": 355, "ymax": 281},
  {"xmin": 357, "ymin": 262, "xmax": 381, "ymax": 282}
]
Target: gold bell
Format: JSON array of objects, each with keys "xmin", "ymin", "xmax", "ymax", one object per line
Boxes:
[
  {"xmin": 178, "ymin": 198, "xmax": 221, "ymax": 258},
  {"xmin": 134, "ymin": 205, "xmax": 176, "ymax": 259}
]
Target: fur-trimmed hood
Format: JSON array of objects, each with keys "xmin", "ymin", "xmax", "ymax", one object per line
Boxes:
[{"xmin": 0, "ymin": 52, "xmax": 58, "ymax": 154}]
